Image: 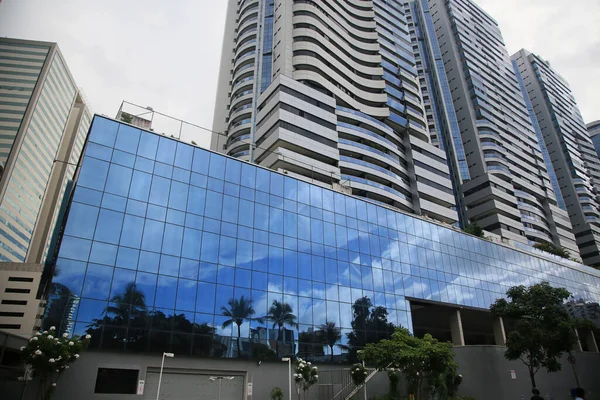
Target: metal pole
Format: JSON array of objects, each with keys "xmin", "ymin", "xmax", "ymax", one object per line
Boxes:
[
  {"xmin": 156, "ymin": 353, "xmax": 165, "ymax": 400},
  {"xmin": 362, "ymin": 360, "xmax": 367, "ymax": 400},
  {"xmin": 218, "ymin": 378, "xmax": 222, "ymax": 400},
  {"xmin": 288, "ymin": 358, "xmax": 292, "ymax": 400}
]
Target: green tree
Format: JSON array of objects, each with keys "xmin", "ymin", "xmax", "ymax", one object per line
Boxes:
[
  {"xmin": 120, "ymin": 112, "xmax": 133, "ymax": 124},
  {"xmin": 270, "ymin": 387, "xmax": 284, "ymax": 400},
  {"xmin": 463, "ymin": 223, "xmax": 484, "ymax": 238},
  {"xmin": 346, "ymin": 297, "xmax": 396, "ymax": 361},
  {"xmin": 221, "ymin": 296, "xmax": 257, "ymax": 357},
  {"xmin": 319, "ymin": 321, "xmax": 342, "ymax": 362},
  {"xmin": 21, "ymin": 327, "xmax": 91, "ymax": 400},
  {"xmin": 361, "ymin": 328, "xmax": 456, "ymax": 400},
  {"xmin": 262, "ymin": 300, "xmax": 298, "ymax": 357},
  {"xmin": 533, "ymin": 242, "xmax": 571, "ymax": 259},
  {"xmin": 105, "ymin": 282, "xmax": 147, "ymax": 322},
  {"xmin": 490, "ymin": 282, "xmax": 577, "ymax": 391}
]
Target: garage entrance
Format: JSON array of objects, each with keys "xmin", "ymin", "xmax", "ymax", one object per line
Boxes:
[{"xmin": 143, "ymin": 369, "xmax": 245, "ymax": 400}]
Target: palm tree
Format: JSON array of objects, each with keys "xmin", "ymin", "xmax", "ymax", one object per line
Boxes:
[
  {"xmin": 105, "ymin": 282, "xmax": 147, "ymax": 322},
  {"xmin": 221, "ymin": 296, "xmax": 257, "ymax": 357},
  {"xmin": 319, "ymin": 321, "xmax": 342, "ymax": 362},
  {"xmin": 263, "ymin": 300, "xmax": 298, "ymax": 357}
]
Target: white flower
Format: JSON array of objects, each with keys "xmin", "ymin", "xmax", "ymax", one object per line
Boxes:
[
  {"xmin": 56, "ymin": 369, "xmax": 59, "ymax": 372},
  {"xmin": 364, "ymin": 371, "xmax": 368, "ymax": 375},
  {"xmin": 312, "ymin": 366, "xmax": 317, "ymax": 371},
  {"xmin": 49, "ymin": 326, "xmax": 56, "ymax": 331},
  {"xmin": 47, "ymin": 335, "xmax": 54, "ymax": 340},
  {"xmin": 68, "ymin": 341, "xmax": 74, "ymax": 346},
  {"xmin": 63, "ymin": 333, "xmax": 69, "ymax": 338},
  {"xmin": 314, "ymin": 375, "xmax": 318, "ymax": 379},
  {"xmin": 74, "ymin": 354, "xmax": 80, "ymax": 358},
  {"xmin": 54, "ymin": 338, "xmax": 59, "ymax": 342},
  {"xmin": 307, "ymin": 362, "xmax": 311, "ymax": 365},
  {"xmin": 49, "ymin": 358, "xmax": 56, "ymax": 363},
  {"xmin": 43, "ymin": 331, "xmax": 48, "ymax": 334},
  {"xmin": 34, "ymin": 350, "xmax": 42, "ymax": 355},
  {"xmin": 52, "ymin": 383, "xmax": 56, "ymax": 387},
  {"xmin": 85, "ymin": 334, "xmax": 91, "ymax": 339},
  {"xmin": 65, "ymin": 366, "xmax": 69, "ymax": 369},
  {"xmin": 458, "ymin": 374, "xmax": 463, "ymax": 378},
  {"xmin": 20, "ymin": 346, "xmax": 25, "ymax": 351},
  {"xmin": 35, "ymin": 332, "xmax": 42, "ymax": 336}
]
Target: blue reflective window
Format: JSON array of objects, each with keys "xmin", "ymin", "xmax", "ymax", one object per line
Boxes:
[
  {"xmin": 137, "ymin": 131, "xmax": 159, "ymax": 159},
  {"xmin": 116, "ymin": 247, "xmax": 139, "ymax": 270},
  {"xmin": 175, "ymin": 142, "xmax": 193, "ymax": 170},
  {"xmin": 141, "ymin": 219, "xmax": 164, "ymax": 252},
  {"xmin": 241, "ymin": 163, "xmax": 256, "ymax": 188},
  {"xmin": 115, "ymin": 124, "xmax": 141, "ymax": 153},
  {"xmin": 89, "ymin": 241, "xmax": 118, "ymax": 266},
  {"xmin": 138, "ymin": 251, "xmax": 160, "ymax": 273},
  {"xmin": 90, "ymin": 117, "xmax": 118, "ymax": 147},
  {"xmin": 176, "ymin": 279, "xmax": 197, "ymax": 311},
  {"xmin": 208, "ymin": 154, "xmax": 225, "ymax": 180},
  {"xmin": 64, "ymin": 202, "xmax": 99, "ymax": 239},
  {"xmin": 169, "ymin": 181, "xmax": 189, "ymax": 211},
  {"xmin": 149, "ymin": 176, "xmax": 171, "ymax": 206},
  {"xmin": 162, "ymin": 224, "xmax": 184, "ymax": 256},
  {"xmin": 156, "ymin": 137, "xmax": 177, "ymax": 165},
  {"xmin": 94, "ymin": 209, "xmax": 124, "ymax": 244},
  {"xmin": 155, "ymin": 275, "xmax": 177, "ymax": 308},
  {"xmin": 78, "ymin": 157, "xmax": 109, "ymax": 191},
  {"xmin": 196, "ymin": 282, "xmax": 216, "ymax": 313},
  {"xmin": 192, "ymin": 148, "xmax": 210, "ymax": 174},
  {"xmin": 82, "ymin": 263, "xmax": 113, "ymax": 300}
]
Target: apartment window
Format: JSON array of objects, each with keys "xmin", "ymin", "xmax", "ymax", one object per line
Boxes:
[
  {"xmin": 0, "ymin": 312, "xmax": 25, "ymax": 317},
  {"xmin": 94, "ymin": 368, "xmax": 139, "ymax": 394},
  {"xmin": 0, "ymin": 324, "xmax": 21, "ymax": 330},
  {"xmin": 8, "ymin": 277, "xmax": 34, "ymax": 282},
  {"xmin": 5, "ymin": 288, "xmax": 31, "ymax": 294},
  {"xmin": 1, "ymin": 300, "xmax": 27, "ymax": 305}
]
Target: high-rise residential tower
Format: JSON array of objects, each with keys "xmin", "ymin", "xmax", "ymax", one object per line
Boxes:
[
  {"xmin": 0, "ymin": 38, "xmax": 91, "ymax": 336},
  {"xmin": 513, "ymin": 49, "xmax": 600, "ymax": 266},
  {"xmin": 407, "ymin": 0, "xmax": 577, "ymax": 255},
  {"xmin": 587, "ymin": 120, "xmax": 600, "ymax": 158},
  {"xmin": 212, "ymin": 0, "xmax": 459, "ymax": 224}
]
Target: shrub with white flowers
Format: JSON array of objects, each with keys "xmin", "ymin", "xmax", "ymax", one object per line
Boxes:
[
  {"xmin": 293, "ymin": 357, "xmax": 318, "ymax": 399},
  {"xmin": 21, "ymin": 327, "xmax": 90, "ymax": 400},
  {"xmin": 350, "ymin": 363, "xmax": 368, "ymax": 386}
]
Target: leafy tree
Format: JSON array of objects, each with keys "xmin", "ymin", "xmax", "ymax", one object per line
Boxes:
[
  {"xmin": 262, "ymin": 300, "xmax": 298, "ymax": 357},
  {"xmin": 270, "ymin": 387, "xmax": 284, "ymax": 400},
  {"xmin": 105, "ymin": 282, "xmax": 147, "ymax": 322},
  {"xmin": 21, "ymin": 327, "xmax": 90, "ymax": 400},
  {"xmin": 361, "ymin": 328, "xmax": 456, "ymax": 400},
  {"xmin": 120, "ymin": 112, "xmax": 133, "ymax": 124},
  {"xmin": 293, "ymin": 357, "xmax": 318, "ymax": 400},
  {"xmin": 346, "ymin": 297, "xmax": 396, "ymax": 361},
  {"xmin": 533, "ymin": 242, "xmax": 570, "ymax": 259},
  {"xmin": 221, "ymin": 295, "xmax": 257, "ymax": 357},
  {"xmin": 463, "ymin": 223, "xmax": 484, "ymax": 238},
  {"xmin": 318, "ymin": 321, "xmax": 341, "ymax": 362},
  {"xmin": 490, "ymin": 282, "xmax": 577, "ymax": 391}
]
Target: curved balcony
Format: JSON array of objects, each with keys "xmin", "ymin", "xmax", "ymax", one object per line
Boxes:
[
  {"xmin": 341, "ymin": 174, "xmax": 412, "ymax": 208},
  {"xmin": 226, "ymin": 133, "xmax": 252, "ymax": 154},
  {"xmin": 230, "ymin": 78, "xmax": 254, "ymax": 100},
  {"xmin": 227, "ymin": 119, "xmax": 252, "ymax": 138},
  {"xmin": 338, "ymin": 138, "xmax": 399, "ymax": 165},
  {"xmin": 338, "ymin": 122, "xmax": 400, "ymax": 155},
  {"xmin": 236, "ymin": 18, "xmax": 258, "ymax": 42},
  {"xmin": 232, "ymin": 61, "xmax": 255, "ymax": 80},
  {"xmin": 235, "ymin": 40, "xmax": 257, "ymax": 61},
  {"xmin": 230, "ymin": 90, "xmax": 253, "ymax": 112},
  {"xmin": 228, "ymin": 103, "xmax": 253, "ymax": 124},
  {"xmin": 340, "ymin": 156, "xmax": 408, "ymax": 185},
  {"xmin": 239, "ymin": 0, "xmax": 258, "ymax": 16},
  {"xmin": 336, "ymin": 106, "xmax": 393, "ymax": 135}
]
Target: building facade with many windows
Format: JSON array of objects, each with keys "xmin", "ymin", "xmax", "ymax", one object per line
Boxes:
[
  {"xmin": 0, "ymin": 37, "xmax": 91, "ymax": 336},
  {"xmin": 414, "ymin": 0, "xmax": 577, "ymax": 254},
  {"xmin": 513, "ymin": 49, "xmax": 600, "ymax": 266},
  {"xmin": 51, "ymin": 116, "xmax": 600, "ymax": 357},
  {"xmin": 212, "ymin": 0, "xmax": 459, "ymax": 225},
  {"xmin": 587, "ymin": 120, "xmax": 600, "ymax": 158}
]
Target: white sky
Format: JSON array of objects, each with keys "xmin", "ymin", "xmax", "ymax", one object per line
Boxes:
[{"xmin": 0, "ymin": 0, "xmax": 598, "ymax": 148}]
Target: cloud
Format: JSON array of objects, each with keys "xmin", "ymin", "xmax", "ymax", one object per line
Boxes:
[
  {"xmin": 475, "ymin": 0, "xmax": 600, "ymax": 122},
  {"xmin": 0, "ymin": 0, "xmax": 227, "ymax": 148}
]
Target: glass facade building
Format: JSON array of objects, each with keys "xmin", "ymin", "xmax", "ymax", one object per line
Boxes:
[{"xmin": 51, "ymin": 116, "xmax": 600, "ymax": 357}]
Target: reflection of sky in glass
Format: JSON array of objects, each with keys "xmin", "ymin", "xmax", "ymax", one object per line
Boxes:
[{"xmin": 54, "ymin": 117, "xmax": 600, "ymax": 356}]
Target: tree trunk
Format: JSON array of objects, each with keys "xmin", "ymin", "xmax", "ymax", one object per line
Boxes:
[
  {"xmin": 529, "ymin": 365, "xmax": 537, "ymax": 390},
  {"xmin": 237, "ymin": 323, "xmax": 242, "ymax": 358}
]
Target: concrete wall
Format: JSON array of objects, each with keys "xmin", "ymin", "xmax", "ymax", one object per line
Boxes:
[
  {"xmin": 11, "ymin": 346, "xmax": 600, "ymax": 400},
  {"xmin": 454, "ymin": 346, "xmax": 600, "ymax": 400},
  {"xmin": 49, "ymin": 352, "xmax": 390, "ymax": 400}
]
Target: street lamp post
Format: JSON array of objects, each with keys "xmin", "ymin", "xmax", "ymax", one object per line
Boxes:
[
  {"xmin": 357, "ymin": 350, "xmax": 367, "ymax": 400},
  {"xmin": 156, "ymin": 352, "xmax": 174, "ymax": 400},
  {"xmin": 209, "ymin": 376, "xmax": 235, "ymax": 400},
  {"xmin": 282, "ymin": 358, "xmax": 292, "ymax": 400}
]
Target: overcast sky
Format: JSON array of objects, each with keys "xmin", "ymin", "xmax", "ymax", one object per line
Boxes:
[{"xmin": 0, "ymin": 0, "xmax": 598, "ymax": 147}]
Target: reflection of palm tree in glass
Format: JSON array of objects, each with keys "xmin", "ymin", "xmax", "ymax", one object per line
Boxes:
[
  {"xmin": 319, "ymin": 321, "xmax": 342, "ymax": 362},
  {"xmin": 262, "ymin": 300, "xmax": 298, "ymax": 358},
  {"xmin": 105, "ymin": 282, "xmax": 147, "ymax": 322},
  {"xmin": 221, "ymin": 296, "xmax": 256, "ymax": 357}
]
